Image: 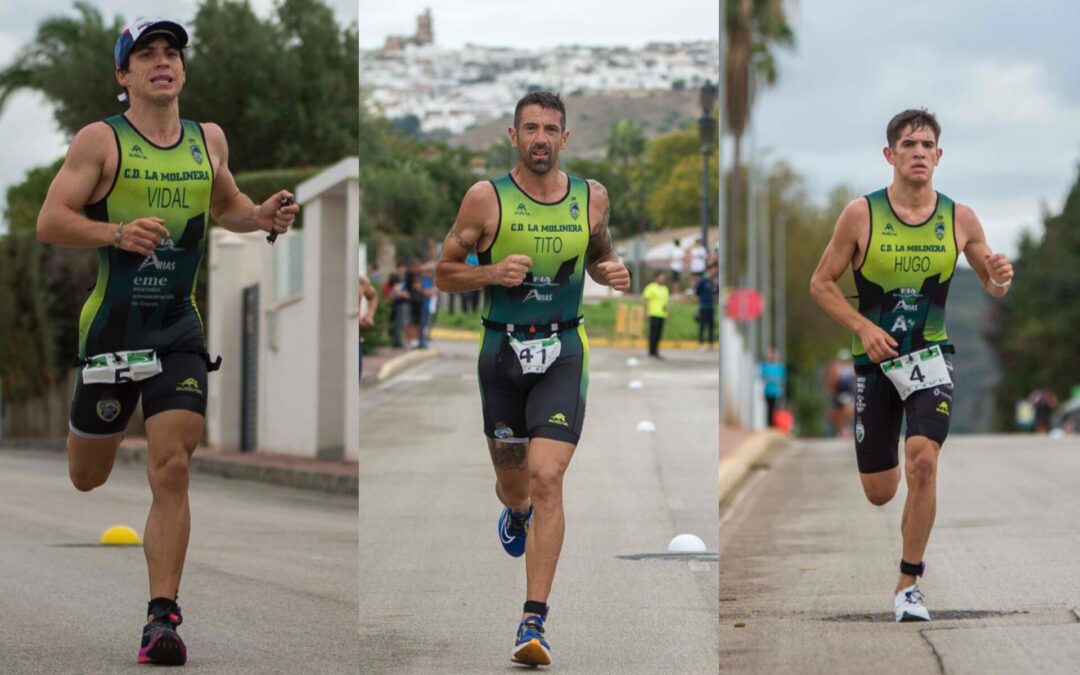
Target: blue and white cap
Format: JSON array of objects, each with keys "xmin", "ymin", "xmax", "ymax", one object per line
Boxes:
[{"xmin": 114, "ymin": 18, "xmax": 188, "ymax": 69}]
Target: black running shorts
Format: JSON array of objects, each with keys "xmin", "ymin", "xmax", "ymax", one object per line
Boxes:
[
  {"xmin": 853, "ymin": 356, "xmax": 954, "ymax": 474},
  {"xmin": 69, "ymin": 352, "xmax": 209, "ymax": 438},
  {"xmin": 477, "ymin": 326, "xmax": 588, "ymax": 445}
]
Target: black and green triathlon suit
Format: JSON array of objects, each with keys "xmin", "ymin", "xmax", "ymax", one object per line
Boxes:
[
  {"xmin": 851, "ymin": 188, "xmax": 958, "ymax": 472},
  {"xmin": 477, "ymin": 173, "xmax": 591, "ymax": 444},
  {"xmin": 70, "ymin": 115, "xmax": 214, "ymax": 438}
]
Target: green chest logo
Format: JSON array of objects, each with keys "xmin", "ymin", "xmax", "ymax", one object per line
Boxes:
[
  {"xmin": 515, "ymin": 203, "xmax": 529, "ymax": 216},
  {"xmin": 129, "ymin": 145, "xmax": 148, "ymax": 160},
  {"xmin": 935, "ymin": 221, "xmax": 945, "ymax": 240},
  {"xmin": 569, "ymin": 197, "xmax": 580, "ymax": 220}
]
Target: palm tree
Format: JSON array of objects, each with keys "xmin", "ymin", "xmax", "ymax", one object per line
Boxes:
[
  {"xmin": 723, "ymin": 0, "xmax": 794, "ymax": 285},
  {"xmin": 0, "ymin": 3, "xmax": 121, "ymax": 136}
]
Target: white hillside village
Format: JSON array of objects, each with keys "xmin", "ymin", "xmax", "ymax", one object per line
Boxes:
[{"xmin": 362, "ymin": 9, "xmax": 720, "ymax": 135}]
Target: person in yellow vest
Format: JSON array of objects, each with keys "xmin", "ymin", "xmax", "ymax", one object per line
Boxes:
[
  {"xmin": 642, "ymin": 270, "xmax": 671, "ymax": 359},
  {"xmin": 810, "ymin": 108, "xmax": 1013, "ymax": 623},
  {"xmin": 36, "ymin": 18, "xmax": 298, "ymax": 665},
  {"xmin": 435, "ymin": 91, "xmax": 630, "ymax": 667}
]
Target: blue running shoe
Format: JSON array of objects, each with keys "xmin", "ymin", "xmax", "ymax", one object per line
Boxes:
[
  {"xmin": 512, "ymin": 615, "xmax": 551, "ymax": 666},
  {"xmin": 498, "ymin": 505, "xmax": 532, "ymax": 557}
]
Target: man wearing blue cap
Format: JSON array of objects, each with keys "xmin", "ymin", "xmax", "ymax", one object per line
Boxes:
[{"xmin": 37, "ymin": 17, "xmax": 299, "ymax": 666}]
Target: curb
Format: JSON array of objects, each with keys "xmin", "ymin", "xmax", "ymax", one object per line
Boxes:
[
  {"xmin": 718, "ymin": 430, "xmax": 787, "ymax": 504},
  {"xmin": 2, "ymin": 442, "xmax": 358, "ymax": 496},
  {"xmin": 115, "ymin": 444, "xmax": 358, "ymax": 496},
  {"xmin": 376, "ymin": 348, "xmax": 440, "ymax": 381}
]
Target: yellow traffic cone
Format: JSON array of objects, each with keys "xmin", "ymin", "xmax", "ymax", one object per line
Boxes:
[{"xmin": 100, "ymin": 525, "xmax": 141, "ymax": 545}]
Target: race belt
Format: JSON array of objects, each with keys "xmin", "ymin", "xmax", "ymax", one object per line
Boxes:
[
  {"xmin": 881, "ymin": 345, "xmax": 951, "ymax": 401},
  {"xmin": 481, "ymin": 316, "xmax": 584, "ymax": 334},
  {"xmin": 81, "ymin": 350, "xmax": 163, "ymax": 384}
]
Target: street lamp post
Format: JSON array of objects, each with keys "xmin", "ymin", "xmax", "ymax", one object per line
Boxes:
[{"xmin": 698, "ymin": 81, "xmax": 718, "ymax": 251}]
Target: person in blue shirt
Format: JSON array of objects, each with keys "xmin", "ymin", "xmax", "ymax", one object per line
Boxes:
[
  {"xmin": 761, "ymin": 347, "xmax": 786, "ymax": 427},
  {"xmin": 694, "ymin": 263, "xmax": 718, "ymax": 349}
]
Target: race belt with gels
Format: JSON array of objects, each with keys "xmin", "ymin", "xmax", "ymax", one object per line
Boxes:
[
  {"xmin": 880, "ymin": 345, "xmax": 951, "ymax": 401},
  {"xmin": 82, "ymin": 350, "xmax": 163, "ymax": 384}
]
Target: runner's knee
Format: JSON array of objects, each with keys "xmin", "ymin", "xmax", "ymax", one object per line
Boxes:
[
  {"xmin": 906, "ymin": 450, "xmax": 937, "ymax": 486},
  {"xmin": 148, "ymin": 451, "xmax": 191, "ymax": 494},
  {"xmin": 530, "ymin": 465, "xmax": 566, "ymax": 501},
  {"xmin": 863, "ymin": 482, "xmax": 897, "ymax": 506},
  {"xmin": 70, "ymin": 466, "xmax": 109, "ymax": 492}
]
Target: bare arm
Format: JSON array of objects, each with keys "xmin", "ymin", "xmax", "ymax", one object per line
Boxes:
[
  {"xmin": 435, "ymin": 182, "xmax": 530, "ymax": 292},
  {"xmin": 37, "ymin": 123, "xmax": 168, "ymax": 256},
  {"xmin": 957, "ymin": 203, "xmax": 1013, "ymax": 298},
  {"xmin": 359, "ymin": 276, "xmax": 378, "ymax": 328},
  {"xmin": 810, "ymin": 198, "xmax": 899, "ymax": 363},
  {"xmin": 204, "ymin": 123, "xmax": 298, "ymax": 234},
  {"xmin": 585, "ymin": 179, "xmax": 631, "ymax": 291}
]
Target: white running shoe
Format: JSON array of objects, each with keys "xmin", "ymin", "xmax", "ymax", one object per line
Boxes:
[{"xmin": 894, "ymin": 584, "xmax": 930, "ymax": 622}]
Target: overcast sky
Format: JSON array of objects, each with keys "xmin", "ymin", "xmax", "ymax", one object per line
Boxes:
[
  {"xmin": 0, "ymin": 0, "xmax": 357, "ymax": 232},
  {"xmin": 755, "ymin": 0, "xmax": 1080, "ymax": 259},
  {"xmin": 358, "ymin": 0, "xmax": 720, "ymax": 50}
]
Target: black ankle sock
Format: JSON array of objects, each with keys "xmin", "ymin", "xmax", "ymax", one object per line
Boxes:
[
  {"xmin": 147, "ymin": 597, "xmax": 178, "ymax": 619},
  {"xmin": 523, "ymin": 600, "xmax": 548, "ymax": 619}
]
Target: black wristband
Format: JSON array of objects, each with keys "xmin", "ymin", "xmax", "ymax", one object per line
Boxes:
[
  {"xmin": 900, "ymin": 559, "xmax": 925, "ymax": 577},
  {"xmin": 523, "ymin": 600, "xmax": 548, "ymax": 619}
]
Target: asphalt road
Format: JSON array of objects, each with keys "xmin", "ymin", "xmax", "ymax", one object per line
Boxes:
[
  {"xmin": 0, "ymin": 448, "xmax": 358, "ymax": 674},
  {"xmin": 719, "ymin": 434, "xmax": 1080, "ymax": 674},
  {"xmin": 359, "ymin": 340, "xmax": 719, "ymax": 673}
]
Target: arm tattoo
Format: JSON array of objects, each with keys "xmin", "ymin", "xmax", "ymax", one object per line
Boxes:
[
  {"xmin": 585, "ymin": 201, "xmax": 615, "ymax": 271},
  {"xmin": 488, "ymin": 439, "xmax": 528, "ymax": 471},
  {"xmin": 448, "ymin": 229, "xmax": 474, "ymax": 252}
]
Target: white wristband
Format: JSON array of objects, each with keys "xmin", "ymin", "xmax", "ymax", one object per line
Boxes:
[{"xmin": 989, "ymin": 277, "xmax": 1011, "ymax": 289}]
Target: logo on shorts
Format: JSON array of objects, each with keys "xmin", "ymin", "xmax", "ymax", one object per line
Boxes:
[
  {"xmin": 548, "ymin": 413, "xmax": 568, "ymax": 427},
  {"xmin": 936, "ymin": 401, "xmax": 950, "ymax": 416},
  {"xmin": 935, "ymin": 222, "xmax": 946, "ymax": 240},
  {"xmin": 96, "ymin": 398, "xmax": 121, "ymax": 423},
  {"xmin": 569, "ymin": 197, "xmax": 580, "ymax": 220},
  {"xmin": 189, "ymin": 138, "xmax": 203, "ymax": 165},
  {"xmin": 129, "ymin": 144, "xmax": 148, "ymax": 160},
  {"xmin": 493, "ymin": 423, "xmax": 514, "ymax": 440},
  {"xmin": 176, "ymin": 378, "xmax": 203, "ymax": 395},
  {"xmin": 855, "ymin": 421, "xmax": 865, "ymax": 443},
  {"xmin": 515, "ymin": 203, "xmax": 529, "ymax": 216}
]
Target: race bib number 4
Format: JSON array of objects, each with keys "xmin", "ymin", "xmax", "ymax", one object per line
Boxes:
[
  {"xmin": 82, "ymin": 350, "xmax": 163, "ymax": 384},
  {"xmin": 508, "ymin": 334, "xmax": 562, "ymax": 375},
  {"xmin": 881, "ymin": 345, "xmax": 951, "ymax": 401}
]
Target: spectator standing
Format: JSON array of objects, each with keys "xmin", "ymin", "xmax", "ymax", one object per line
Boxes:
[
  {"xmin": 643, "ymin": 271, "xmax": 670, "ymax": 359},
  {"xmin": 760, "ymin": 347, "xmax": 786, "ymax": 427},
  {"xmin": 694, "ymin": 263, "xmax": 717, "ymax": 349}
]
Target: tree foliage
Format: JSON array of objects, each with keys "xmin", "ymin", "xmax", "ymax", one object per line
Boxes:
[
  {"xmin": 0, "ymin": 0, "xmax": 358, "ymax": 173},
  {"xmin": 989, "ymin": 167, "xmax": 1080, "ymax": 427}
]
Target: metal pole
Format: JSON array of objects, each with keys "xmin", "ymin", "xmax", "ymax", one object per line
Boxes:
[
  {"xmin": 776, "ymin": 212, "xmax": 786, "ymax": 366},
  {"xmin": 760, "ymin": 172, "xmax": 771, "ymax": 358},
  {"xmin": 701, "ymin": 143, "xmax": 710, "ymax": 251},
  {"xmin": 717, "ymin": 28, "xmax": 727, "ymax": 428}
]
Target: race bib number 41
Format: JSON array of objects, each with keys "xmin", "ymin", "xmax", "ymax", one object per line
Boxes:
[
  {"xmin": 881, "ymin": 345, "xmax": 951, "ymax": 401},
  {"xmin": 508, "ymin": 334, "xmax": 562, "ymax": 375}
]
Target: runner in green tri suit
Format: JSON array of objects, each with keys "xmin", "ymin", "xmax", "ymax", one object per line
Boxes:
[
  {"xmin": 36, "ymin": 18, "xmax": 298, "ymax": 666},
  {"xmin": 435, "ymin": 91, "xmax": 631, "ymax": 667},
  {"xmin": 811, "ymin": 109, "xmax": 1014, "ymax": 623}
]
